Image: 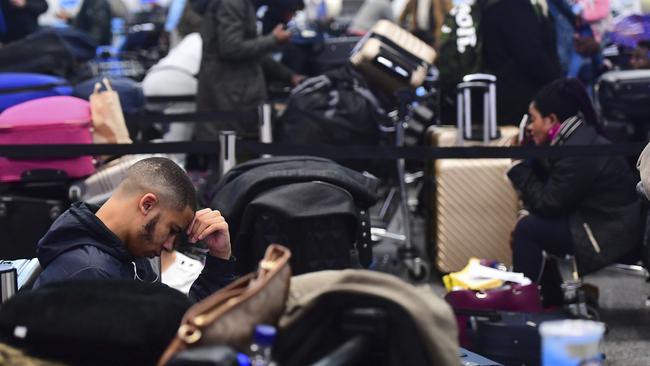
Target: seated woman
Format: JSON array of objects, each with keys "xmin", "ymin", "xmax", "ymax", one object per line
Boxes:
[{"xmin": 507, "ymin": 78, "xmax": 642, "ymax": 306}]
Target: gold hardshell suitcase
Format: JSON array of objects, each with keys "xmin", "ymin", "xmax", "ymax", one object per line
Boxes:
[
  {"xmin": 427, "ymin": 75, "xmax": 520, "ymax": 273},
  {"xmin": 350, "ymin": 20, "xmax": 437, "ymax": 94}
]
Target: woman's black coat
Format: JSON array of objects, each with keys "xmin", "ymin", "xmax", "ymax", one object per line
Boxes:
[{"xmin": 508, "ymin": 118, "xmax": 642, "ymax": 274}]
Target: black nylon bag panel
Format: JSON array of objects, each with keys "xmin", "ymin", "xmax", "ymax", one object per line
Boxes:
[
  {"xmin": 0, "ymin": 280, "xmax": 191, "ymax": 366},
  {"xmin": 234, "ymin": 181, "xmax": 359, "ymax": 275}
]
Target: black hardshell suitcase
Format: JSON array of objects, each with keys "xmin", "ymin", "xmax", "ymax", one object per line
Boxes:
[
  {"xmin": 597, "ymin": 70, "xmax": 650, "ymax": 140},
  {"xmin": 469, "ymin": 311, "xmax": 568, "ymax": 366},
  {"xmin": 597, "ymin": 70, "xmax": 650, "ymax": 121},
  {"xmin": 0, "ymin": 195, "xmax": 67, "ymax": 260},
  {"xmin": 0, "ymin": 175, "xmax": 70, "ymax": 260}
]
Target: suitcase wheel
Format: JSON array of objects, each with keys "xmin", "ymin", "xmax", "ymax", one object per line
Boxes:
[{"xmin": 407, "ymin": 257, "xmax": 430, "ymax": 283}]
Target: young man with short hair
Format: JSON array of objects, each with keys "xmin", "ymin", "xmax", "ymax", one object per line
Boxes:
[{"xmin": 33, "ymin": 157, "xmax": 235, "ymax": 301}]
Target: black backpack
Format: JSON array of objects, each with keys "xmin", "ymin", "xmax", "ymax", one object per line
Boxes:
[
  {"xmin": 277, "ymin": 64, "xmax": 385, "ymax": 146},
  {"xmin": 276, "ymin": 65, "xmax": 386, "ymax": 171},
  {"xmin": 209, "ymin": 156, "xmax": 379, "ymax": 275},
  {"xmin": 0, "ymin": 28, "xmax": 97, "ymax": 82}
]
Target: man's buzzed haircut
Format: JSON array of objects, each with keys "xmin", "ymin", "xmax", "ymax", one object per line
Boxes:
[{"xmin": 120, "ymin": 157, "xmax": 197, "ymax": 211}]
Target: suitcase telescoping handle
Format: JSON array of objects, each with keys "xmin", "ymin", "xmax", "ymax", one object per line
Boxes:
[{"xmin": 456, "ymin": 74, "xmax": 498, "ymax": 145}]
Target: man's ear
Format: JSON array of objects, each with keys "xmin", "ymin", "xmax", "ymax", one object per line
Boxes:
[{"xmin": 139, "ymin": 193, "xmax": 159, "ymax": 215}]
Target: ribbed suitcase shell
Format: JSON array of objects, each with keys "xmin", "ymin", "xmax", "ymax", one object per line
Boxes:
[
  {"xmin": 0, "ymin": 96, "xmax": 95, "ymax": 182},
  {"xmin": 428, "ymin": 126, "xmax": 519, "ymax": 273},
  {"xmin": 350, "ymin": 20, "xmax": 436, "ymax": 93}
]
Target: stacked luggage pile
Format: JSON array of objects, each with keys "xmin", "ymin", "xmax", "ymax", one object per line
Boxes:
[{"xmin": 1, "ymin": 1, "xmax": 638, "ymax": 364}]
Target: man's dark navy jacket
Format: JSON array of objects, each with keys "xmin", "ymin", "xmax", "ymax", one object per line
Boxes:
[{"xmin": 33, "ymin": 202, "xmax": 237, "ymax": 302}]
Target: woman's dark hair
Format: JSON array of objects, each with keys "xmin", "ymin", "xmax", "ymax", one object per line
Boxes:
[{"xmin": 532, "ymin": 78, "xmax": 601, "ymax": 132}]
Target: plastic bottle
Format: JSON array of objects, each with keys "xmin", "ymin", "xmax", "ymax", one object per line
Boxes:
[
  {"xmin": 249, "ymin": 324, "xmax": 277, "ymax": 366},
  {"xmin": 237, "ymin": 352, "xmax": 252, "ymax": 366}
]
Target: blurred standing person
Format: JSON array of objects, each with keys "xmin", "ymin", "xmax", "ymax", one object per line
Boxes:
[
  {"xmin": 630, "ymin": 40, "xmax": 650, "ymax": 69},
  {"xmin": 548, "ymin": 0, "xmax": 577, "ymax": 75},
  {"xmin": 259, "ymin": 0, "xmax": 303, "ymax": 35},
  {"xmin": 348, "ymin": 0, "xmax": 394, "ymax": 36},
  {"xmin": 0, "ymin": 0, "xmax": 48, "ymax": 44},
  {"xmin": 57, "ymin": 0, "xmax": 112, "ymax": 45},
  {"xmin": 398, "ymin": 0, "xmax": 452, "ymax": 47},
  {"xmin": 564, "ymin": 0, "xmax": 608, "ymax": 96},
  {"xmin": 165, "ymin": 0, "xmax": 203, "ymax": 47},
  {"xmin": 573, "ymin": 0, "xmax": 610, "ymax": 43},
  {"xmin": 482, "ymin": 0, "xmax": 562, "ymax": 124},
  {"xmin": 39, "ymin": 0, "xmax": 62, "ymax": 27},
  {"xmin": 195, "ymin": 0, "xmax": 302, "ymax": 145}
]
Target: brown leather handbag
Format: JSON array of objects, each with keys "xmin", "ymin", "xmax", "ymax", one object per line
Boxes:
[{"xmin": 157, "ymin": 245, "xmax": 292, "ymax": 366}]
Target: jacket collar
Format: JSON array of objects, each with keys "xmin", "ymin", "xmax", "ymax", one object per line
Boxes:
[
  {"xmin": 68, "ymin": 202, "xmax": 134, "ymax": 262},
  {"xmin": 550, "ymin": 115, "xmax": 583, "ymax": 146}
]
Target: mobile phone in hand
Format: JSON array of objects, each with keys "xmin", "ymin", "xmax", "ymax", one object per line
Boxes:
[{"xmin": 518, "ymin": 114, "xmax": 529, "ymax": 145}]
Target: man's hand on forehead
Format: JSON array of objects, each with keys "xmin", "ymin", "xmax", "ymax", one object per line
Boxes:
[{"xmin": 186, "ymin": 208, "xmax": 232, "ymax": 260}]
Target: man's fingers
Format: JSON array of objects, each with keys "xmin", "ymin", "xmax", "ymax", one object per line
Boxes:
[
  {"xmin": 190, "ymin": 214, "xmax": 226, "ymax": 242},
  {"xmin": 196, "ymin": 217, "xmax": 226, "ymax": 240},
  {"xmin": 187, "ymin": 208, "xmax": 216, "ymax": 235},
  {"xmin": 199, "ymin": 222, "xmax": 229, "ymax": 241},
  {"xmin": 195, "ymin": 208, "xmax": 212, "ymax": 218},
  {"xmin": 186, "ymin": 215, "xmax": 197, "ymax": 236}
]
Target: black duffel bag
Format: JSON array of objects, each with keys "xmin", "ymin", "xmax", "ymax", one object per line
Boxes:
[{"xmin": 275, "ymin": 64, "xmax": 387, "ymax": 173}]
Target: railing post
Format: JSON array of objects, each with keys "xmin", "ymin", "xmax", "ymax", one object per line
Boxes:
[
  {"xmin": 219, "ymin": 131, "xmax": 237, "ymax": 177},
  {"xmin": 259, "ymin": 103, "xmax": 273, "ymax": 158}
]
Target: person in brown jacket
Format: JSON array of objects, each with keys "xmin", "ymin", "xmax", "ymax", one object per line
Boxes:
[{"xmin": 398, "ymin": 0, "xmax": 452, "ymax": 47}]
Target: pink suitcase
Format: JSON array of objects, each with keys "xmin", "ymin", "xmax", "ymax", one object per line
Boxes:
[{"xmin": 0, "ymin": 96, "xmax": 96, "ymax": 182}]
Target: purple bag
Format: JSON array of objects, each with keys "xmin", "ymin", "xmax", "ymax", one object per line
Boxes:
[
  {"xmin": 445, "ymin": 283, "xmax": 543, "ymax": 347},
  {"xmin": 609, "ymin": 15, "xmax": 650, "ymax": 49}
]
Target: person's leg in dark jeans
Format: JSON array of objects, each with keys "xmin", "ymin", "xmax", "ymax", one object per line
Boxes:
[{"xmin": 512, "ymin": 214, "xmax": 574, "ymax": 307}]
